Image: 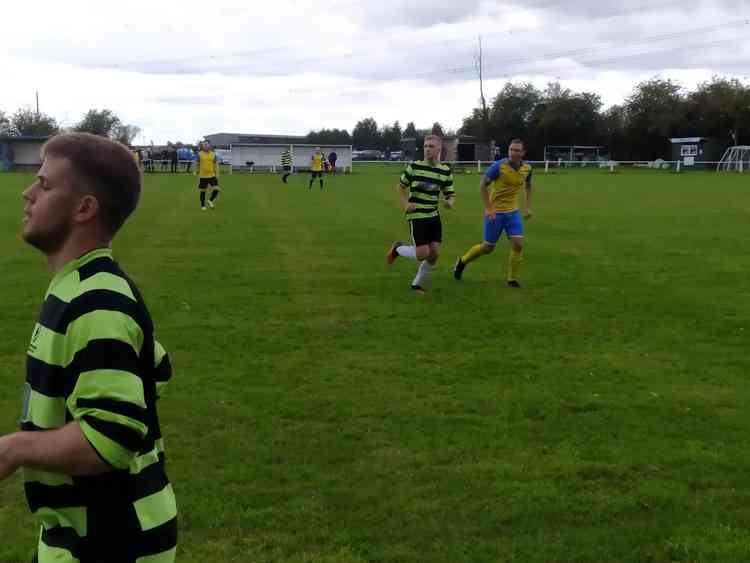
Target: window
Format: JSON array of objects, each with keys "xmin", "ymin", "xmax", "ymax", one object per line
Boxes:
[{"xmin": 681, "ymin": 145, "xmax": 698, "ymax": 157}]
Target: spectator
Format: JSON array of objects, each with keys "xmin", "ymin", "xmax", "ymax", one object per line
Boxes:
[{"xmin": 328, "ymin": 151, "xmax": 338, "ymax": 175}]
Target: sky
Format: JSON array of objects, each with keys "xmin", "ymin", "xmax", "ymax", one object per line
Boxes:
[{"xmin": 2, "ymin": 0, "xmax": 749, "ymax": 144}]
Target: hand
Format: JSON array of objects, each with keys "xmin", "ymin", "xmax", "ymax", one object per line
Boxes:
[
  {"xmin": 484, "ymin": 209, "xmax": 496, "ymax": 221},
  {"xmin": 524, "ymin": 209, "xmax": 533, "ymax": 220},
  {"xmin": 0, "ymin": 434, "xmax": 20, "ymax": 481},
  {"xmin": 405, "ymin": 203, "xmax": 417, "ymax": 213},
  {"xmin": 443, "ymin": 198, "xmax": 454, "ymax": 209}
]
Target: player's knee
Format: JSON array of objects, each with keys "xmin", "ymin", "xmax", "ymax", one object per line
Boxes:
[{"xmin": 481, "ymin": 243, "xmax": 496, "ymax": 254}]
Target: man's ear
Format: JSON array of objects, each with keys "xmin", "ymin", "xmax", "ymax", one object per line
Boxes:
[{"xmin": 74, "ymin": 194, "xmax": 101, "ymax": 224}]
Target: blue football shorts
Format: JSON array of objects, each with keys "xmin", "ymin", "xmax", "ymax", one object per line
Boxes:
[{"xmin": 483, "ymin": 209, "xmax": 523, "ymax": 244}]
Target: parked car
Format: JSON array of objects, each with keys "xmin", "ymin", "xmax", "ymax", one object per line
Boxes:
[{"xmin": 352, "ymin": 150, "xmax": 383, "ymax": 161}]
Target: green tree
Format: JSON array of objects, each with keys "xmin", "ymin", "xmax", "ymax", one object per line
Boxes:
[
  {"xmin": 489, "ymin": 82, "xmax": 542, "ymax": 146},
  {"xmin": 431, "ymin": 122, "xmax": 445, "ymax": 136},
  {"xmin": 0, "ymin": 110, "xmax": 13, "ymax": 135},
  {"xmin": 459, "ymin": 107, "xmax": 486, "ymax": 138},
  {"xmin": 403, "ymin": 121, "xmax": 418, "ymax": 138},
  {"xmin": 382, "ymin": 121, "xmax": 402, "ymax": 151},
  {"xmin": 352, "ymin": 117, "xmax": 380, "ymax": 150},
  {"xmin": 599, "ymin": 104, "xmax": 628, "ymax": 159},
  {"xmin": 625, "ymin": 77, "xmax": 685, "ymax": 160},
  {"xmin": 529, "ymin": 83, "xmax": 602, "ymax": 153},
  {"xmin": 75, "ymin": 109, "xmax": 121, "ymax": 137},
  {"xmin": 684, "ymin": 76, "xmax": 750, "ymax": 145},
  {"xmin": 11, "ymin": 108, "xmax": 59, "ymax": 136},
  {"xmin": 113, "ymin": 123, "xmax": 141, "ymax": 146},
  {"xmin": 306, "ymin": 128, "xmax": 352, "ymax": 145}
]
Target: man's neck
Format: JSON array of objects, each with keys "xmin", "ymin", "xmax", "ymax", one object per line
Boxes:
[{"xmin": 46, "ymin": 239, "xmax": 110, "ymax": 273}]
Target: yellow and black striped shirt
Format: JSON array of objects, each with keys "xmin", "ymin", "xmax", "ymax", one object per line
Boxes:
[
  {"xmin": 281, "ymin": 149, "xmax": 292, "ymax": 167},
  {"xmin": 399, "ymin": 160, "xmax": 455, "ymax": 220},
  {"xmin": 23, "ymin": 248, "xmax": 177, "ymax": 562}
]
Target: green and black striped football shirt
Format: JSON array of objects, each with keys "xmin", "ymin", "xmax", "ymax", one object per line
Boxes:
[
  {"xmin": 281, "ymin": 149, "xmax": 292, "ymax": 167},
  {"xmin": 23, "ymin": 248, "xmax": 177, "ymax": 562},
  {"xmin": 399, "ymin": 160, "xmax": 455, "ymax": 220}
]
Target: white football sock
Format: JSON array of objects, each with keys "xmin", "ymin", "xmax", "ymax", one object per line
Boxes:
[
  {"xmin": 412, "ymin": 260, "xmax": 432, "ymax": 287},
  {"xmin": 397, "ymin": 245, "xmax": 417, "ymax": 260}
]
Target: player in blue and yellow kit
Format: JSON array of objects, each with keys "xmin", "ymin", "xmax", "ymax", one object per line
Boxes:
[
  {"xmin": 196, "ymin": 141, "xmax": 220, "ymax": 210},
  {"xmin": 453, "ymin": 139, "xmax": 533, "ymax": 287}
]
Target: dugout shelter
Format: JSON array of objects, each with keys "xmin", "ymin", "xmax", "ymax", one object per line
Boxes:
[{"xmin": 0, "ymin": 135, "xmax": 49, "ymax": 172}]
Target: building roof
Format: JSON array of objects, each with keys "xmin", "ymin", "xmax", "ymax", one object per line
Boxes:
[
  {"xmin": 669, "ymin": 137, "xmax": 708, "ymax": 143},
  {"xmin": 204, "ymin": 132, "xmax": 307, "ymax": 148}
]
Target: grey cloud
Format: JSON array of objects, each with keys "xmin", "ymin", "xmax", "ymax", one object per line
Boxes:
[
  {"xmin": 349, "ymin": 0, "xmax": 483, "ymax": 28},
  {"xmin": 26, "ymin": 0, "xmax": 750, "ymax": 92}
]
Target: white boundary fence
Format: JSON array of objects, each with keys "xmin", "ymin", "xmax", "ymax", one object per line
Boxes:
[{"xmin": 350, "ymin": 160, "xmax": 743, "ymax": 173}]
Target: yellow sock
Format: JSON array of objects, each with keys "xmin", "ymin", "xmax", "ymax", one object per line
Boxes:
[
  {"xmin": 507, "ymin": 247, "xmax": 523, "ymax": 282},
  {"xmin": 461, "ymin": 244, "xmax": 484, "ymax": 265}
]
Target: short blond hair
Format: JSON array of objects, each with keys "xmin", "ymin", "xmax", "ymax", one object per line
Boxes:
[{"xmin": 424, "ymin": 134, "xmax": 442, "ymax": 144}]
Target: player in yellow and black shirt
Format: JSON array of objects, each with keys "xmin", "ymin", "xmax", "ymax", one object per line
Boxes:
[
  {"xmin": 196, "ymin": 141, "xmax": 220, "ymax": 210},
  {"xmin": 308, "ymin": 147, "xmax": 326, "ymax": 191},
  {"xmin": 386, "ymin": 135, "xmax": 455, "ymax": 292},
  {"xmin": 454, "ymin": 139, "xmax": 534, "ymax": 287}
]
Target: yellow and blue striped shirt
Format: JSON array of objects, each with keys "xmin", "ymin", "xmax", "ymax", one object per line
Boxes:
[{"xmin": 484, "ymin": 158, "xmax": 533, "ymax": 213}]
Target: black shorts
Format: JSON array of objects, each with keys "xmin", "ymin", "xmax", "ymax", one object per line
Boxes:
[
  {"xmin": 198, "ymin": 177, "xmax": 219, "ymax": 189},
  {"xmin": 409, "ymin": 215, "xmax": 442, "ymax": 246},
  {"xmin": 310, "ymin": 171, "xmax": 323, "ymax": 179},
  {"xmin": 282, "ymin": 165, "xmax": 291, "ymax": 172}
]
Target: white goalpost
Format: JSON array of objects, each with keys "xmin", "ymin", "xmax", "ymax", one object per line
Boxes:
[
  {"xmin": 717, "ymin": 146, "xmax": 750, "ymax": 172},
  {"xmin": 230, "ymin": 144, "xmax": 353, "ymax": 173}
]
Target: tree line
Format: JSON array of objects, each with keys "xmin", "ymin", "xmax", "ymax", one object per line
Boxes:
[
  {"xmin": 0, "ymin": 108, "xmax": 141, "ymax": 145},
  {"xmin": 310, "ymin": 75, "xmax": 750, "ymax": 161},
  {"xmin": 460, "ymin": 76, "xmax": 750, "ymax": 160},
  {"xmin": 307, "ymin": 119, "xmax": 449, "ymax": 153}
]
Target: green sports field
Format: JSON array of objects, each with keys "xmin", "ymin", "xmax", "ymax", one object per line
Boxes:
[{"xmin": 1, "ymin": 166, "xmax": 749, "ymax": 562}]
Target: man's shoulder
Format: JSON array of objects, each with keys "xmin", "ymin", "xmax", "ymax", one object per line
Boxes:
[{"xmin": 412, "ymin": 160, "xmax": 450, "ymax": 171}]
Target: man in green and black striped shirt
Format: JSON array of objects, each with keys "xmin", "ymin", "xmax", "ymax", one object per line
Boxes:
[
  {"xmin": 0, "ymin": 133, "xmax": 177, "ymax": 562},
  {"xmin": 280, "ymin": 146, "xmax": 292, "ymax": 183},
  {"xmin": 386, "ymin": 135, "xmax": 455, "ymax": 291}
]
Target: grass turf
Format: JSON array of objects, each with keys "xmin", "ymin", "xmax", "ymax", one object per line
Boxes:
[{"xmin": 1, "ymin": 166, "xmax": 749, "ymax": 562}]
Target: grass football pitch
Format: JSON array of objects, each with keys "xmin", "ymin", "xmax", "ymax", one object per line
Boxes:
[{"xmin": 1, "ymin": 166, "xmax": 749, "ymax": 562}]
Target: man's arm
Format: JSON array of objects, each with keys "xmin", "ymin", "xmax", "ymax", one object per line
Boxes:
[
  {"xmin": 397, "ymin": 184, "xmax": 415, "ymax": 212},
  {"xmin": 480, "ymin": 176, "xmax": 495, "ymax": 219},
  {"xmin": 524, "ymin": 172, "xmax": 533, "ymax": 219},
  {"xmin": 0, "ymin": 422, "xmax": 111, "ymax": 481},
  {"xmin": 398, "ymin": 164, "xmax": 415, "ymax": 212}
]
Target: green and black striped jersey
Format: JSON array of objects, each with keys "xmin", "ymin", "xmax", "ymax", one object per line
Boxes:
[
  {"xmin": 23, "ymin": 248, "xmax": 177, "ymax": 562},
  {"xmin": 281, "ymin": 149, "xmax": 292, "ymax": 166},
  {"xmin": 399, "ymin": 160, "xmax": 455, "ymax": 220}
]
